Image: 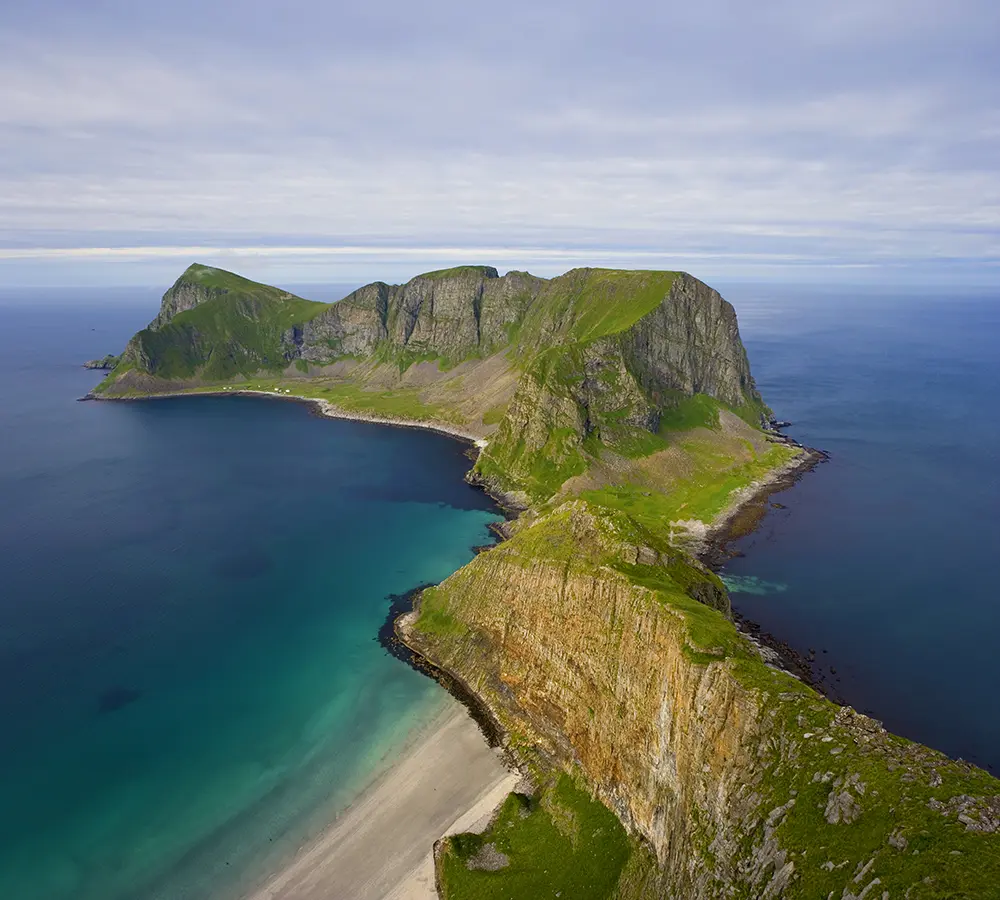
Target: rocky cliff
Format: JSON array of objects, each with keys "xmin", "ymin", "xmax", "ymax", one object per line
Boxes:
[
  {"xmin": 408, "ymin": 502, "xmax": 1000, "ymax": 899},
  {"xmin": 295, "ymin": 266, "xmax": 545, "ymax": 364}
]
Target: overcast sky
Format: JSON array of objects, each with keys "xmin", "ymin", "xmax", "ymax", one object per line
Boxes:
[{"xmin": 2, "ymin": 0, "xmax": 998, "ymax": 286}]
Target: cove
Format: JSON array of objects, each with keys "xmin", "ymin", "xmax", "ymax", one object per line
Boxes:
[{"xmin": 0, "ymin": 307, "xmax": 502, "ymax": 900}]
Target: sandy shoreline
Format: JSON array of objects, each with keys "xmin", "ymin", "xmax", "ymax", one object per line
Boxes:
[{"xmin": 244, "ymin": 699, "xmax": 517, "ymax": 900}]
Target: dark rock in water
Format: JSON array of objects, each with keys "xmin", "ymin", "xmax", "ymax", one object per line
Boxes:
[
  {"xmin": 83, "ymin": 354, "xmax": 120, "ymax": 370},
  {"xmin": 213, "ymin": 549, "xmax": 272, "ymax": 580},
  {"xmin": 98, "ymin": 686, "xmax": 141, "ymax": 714}
]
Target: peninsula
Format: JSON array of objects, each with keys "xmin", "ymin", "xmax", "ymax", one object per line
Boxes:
[{"xmin": 90, "ymin": 263, "xmax": 1000, "ymax": 899}]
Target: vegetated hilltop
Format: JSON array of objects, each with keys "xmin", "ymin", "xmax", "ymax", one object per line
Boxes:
[{"xmin": 92, "ymin": 264, "xmax": 1000, "ymax": 899}]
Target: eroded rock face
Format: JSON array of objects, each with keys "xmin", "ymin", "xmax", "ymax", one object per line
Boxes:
[
  {"xmin": 623, "ymin": 274, "xmax": 763, "ymax": 411},
  {"xmin": 407, "ymin": 503, "xmax": 1000, "ymax": 899},
  {"xmin": 148, "ymin": 280, "xmax": 223, "ymax": 330},
  {"xmin": 298, "ymin": 268, "xmax": 546, "ymax": 364},
  {"xmin": 406, "ymin": 506, "xmax": 766, "ymax": 897}
]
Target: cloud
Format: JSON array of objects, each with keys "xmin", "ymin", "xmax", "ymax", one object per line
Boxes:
[{"xmin": 0, "ymin": 0, "xmax": 997, "ymax": 283}]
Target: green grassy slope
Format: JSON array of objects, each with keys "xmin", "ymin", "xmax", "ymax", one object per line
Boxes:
[
  {"xmin": 438, "ymin": 774, "xmax": 631, "ymax": 900},
  {"xmin": 123, "ymin": 269, "xmax": 328, "ymax": 381},
  {"xmin": 517, "ymin": 268, "xmax": 680, "ymax": 349}
]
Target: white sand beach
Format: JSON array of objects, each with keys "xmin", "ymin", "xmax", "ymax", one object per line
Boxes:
[{"xmin": 244, "ymin": 699, "xmax": 517, "ymax": 900}]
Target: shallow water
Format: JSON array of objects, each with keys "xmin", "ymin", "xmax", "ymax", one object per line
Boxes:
[
  {"xmin": 717, "ymin": 283, "xmax": 1000, "ymax": 772},
  {"xmin": 0, "ymin": 290, "xmax": 502, "ymax": 900}
]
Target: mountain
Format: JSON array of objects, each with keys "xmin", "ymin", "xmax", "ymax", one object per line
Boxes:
[{"xmin": 90, "ymin": 263, "xmax": 1000, "ymax": 899}]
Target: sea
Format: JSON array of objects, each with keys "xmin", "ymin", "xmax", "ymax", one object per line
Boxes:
[
  {"xmin": 716, "ymin": 281, "xmax": 1000, "ymax": 774},
  {"xmin": 0, "ymin": 287, "xmax": 502, "ymax": 900},
  {"xmin": 0, "ymin": 280, "xmax": 997, "ymax": 899}
]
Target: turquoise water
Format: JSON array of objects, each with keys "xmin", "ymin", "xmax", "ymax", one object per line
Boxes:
[{"xmin": 0, "ymin": 292, "xmax": 502, "ymax": 900}]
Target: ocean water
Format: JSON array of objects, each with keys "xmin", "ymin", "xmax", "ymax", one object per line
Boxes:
[
  {"xmin": 0, "ymin": 289, "xmax": 502, "ymax": 900},
  {"xmin": 1, "ymin": 282, "xmax": 998, "ymax": 900},
  {"xmin": 717, "ymin": 283, "xmax": 1000, "ymax": 773}
]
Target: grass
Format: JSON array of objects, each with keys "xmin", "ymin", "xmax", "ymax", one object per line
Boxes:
[
  {"xmin": 518, "ymin": 268, "xmax": 680, "ymax": 349},
  {"xmin": 412, "ymin": 589, "xmax": 468, "ymax": 638},
  {"xmin": 657, "ymin": 392, "xmax": 723, "ymax": 432},
  {"xmin": 414, "ymin": 265, "xmax": 498, "ymax": 281},
  {"xmin": 197, "ymin": 377, "xmax": 457, "ymax": 423},
  {"xmin": 174, "ymin": 263, "xmax": 303, "ymax": 294},
  {"xmin": 481, "ymin": 402, "xmax": 509, "ymax": 426},
  {"xmin": 373, "ymin": 343, "xmax": 471, "ymax": 374},
  {"xmin": 438, "ymin": 773, "xmax": 631, "ymax": 900},
  {"xmin": 583, "ymin": 440, "xmax": 799, "ymax": 529},
  {"xmin": 128, "ymin": 278, "xmax": 328, "ymax": 381}
]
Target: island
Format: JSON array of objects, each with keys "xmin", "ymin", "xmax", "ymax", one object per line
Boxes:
[{"xmin": 90, "ymin": 263, "xmax": 1000, "ymax": 899}]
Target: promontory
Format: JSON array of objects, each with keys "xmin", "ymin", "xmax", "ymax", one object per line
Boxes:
[{"xmin": 90, "ymin": 263, "xmax": 1000, "ymax": 899}]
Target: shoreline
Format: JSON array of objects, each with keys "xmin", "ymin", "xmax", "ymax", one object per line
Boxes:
[
  {"xmin": 87, "ymin": 386, "xmax": 489, "ymax": 445},
  {"xmin": 86, "ymin": 387, "xmax": 530, "ymax": 517},
  {"xmin": 242, "ymin": 700, "xmax": 517, "ymax": 900},
  {"xmin": 91, "ymin": 383, "xmax": 831, "ymax": 697},
  {"xmin": 88, "ymin": 383, "xmax": 830, "ymax": 898},
  {"xmin": 698, "ymin": 436, "xmax": 835, "ymax": 693}
]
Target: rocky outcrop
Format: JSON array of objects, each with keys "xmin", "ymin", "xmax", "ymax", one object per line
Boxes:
[
  {"xmin": 621, "ymin": 273, "xmax": 764, "ymax": 412},
  {"xmin": 83, "ymin": 354, "xmax": 120, "ymax": 369},
  {"xmin": 407, "ymin": 502, "xmax": 1000, "ymax": 899},
  {"xmin": 148, "ymin": 278, "xmax": 223, "ymax": 330},
  {"xmin": 293, "ymin": 267, "xmax": 546, "ymax": 364},
  {"xmin": 473, "ymin": 270, "xmax": 769, "ymax": 500}
]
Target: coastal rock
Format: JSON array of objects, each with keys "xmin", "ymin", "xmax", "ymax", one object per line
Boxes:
[
  {"xmin": 83, "ymin": 354, "xmax": 120, "ymax": 369},
  {"xmin": 407, "ymin": 500, "xmax": 1000, "ymax": 898}
]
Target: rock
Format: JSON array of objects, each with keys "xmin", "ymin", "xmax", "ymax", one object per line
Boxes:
[
  {"xmin": 83, "ymin": 354, "xmax": 120, "ymax": 369},
  {"xmin": 825, "ymin": 774, "xmax": 866, "ymax": 824},
  {"xmin": 466, "ymin": 841, "xmax": 510, "ymax": 871}
]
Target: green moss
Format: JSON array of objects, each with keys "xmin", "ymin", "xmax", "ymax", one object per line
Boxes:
[
  {"xmin": 657, "ymin": 392, "xmax": 723, "ymax": 432},
  {"xmin": 438, "ymin": 773, "xmax": 631, "ymax": 900},
  {"xmin": 174, "ymin": 263, "xmax": 289, "ymax": 293},
  {"xmin": 373, "ymin": 343, "xmax": 472, "ymax": 374},
  {"xmin": 413, "ymin": 589, "xmax": 468, "ymax": 638}
]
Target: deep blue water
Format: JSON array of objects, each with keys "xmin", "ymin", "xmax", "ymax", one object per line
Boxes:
[
  {"xmin": 0, "ymin": 289, "xmax": 501, "ymax": 900},
  {"xmin": 717, "ymin": 283, "xmax": 1000, "ymax": 773}
]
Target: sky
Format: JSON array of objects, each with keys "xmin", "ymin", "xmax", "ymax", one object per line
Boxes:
[{"xmin": 1, "ymin": 0, "xmax": 998, "ymax": 287}]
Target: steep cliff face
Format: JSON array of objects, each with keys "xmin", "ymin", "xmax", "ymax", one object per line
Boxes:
[
  {"xmin": 409, "ymin": 503, "xmax": 1000, "ymax": 899},
  {"xmin": 621, "ymin": 273, "xmax": 762, "ymax": 412},
  {"xmin": 295, "ymin": 267, "xmax": 545, "ymax": 365},
  {"xmin": 473, "ymin": 270, "xmax": 769, "ymax": 501},
  {"xmin": 98, "ymin": 264, "xmax": 546, "ymax": 391}
]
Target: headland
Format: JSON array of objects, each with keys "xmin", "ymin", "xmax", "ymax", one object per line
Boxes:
[{"xmin": 86, "ymin": 261, "xmax": 1000, "ymax": 899}]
